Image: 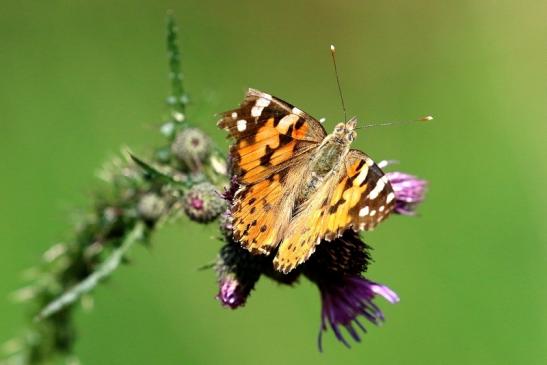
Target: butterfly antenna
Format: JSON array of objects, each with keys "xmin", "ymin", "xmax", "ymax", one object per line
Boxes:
[
  {"xmin": 355, "ymin": 115, "xmax": 434, "ymax": 129},
  {"xmin": 330, "ymin": 45, "xmax": 348, "ymax": 122}
]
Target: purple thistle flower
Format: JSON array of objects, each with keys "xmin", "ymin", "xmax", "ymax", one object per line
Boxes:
[
  {"xmin": 386, "ymin": 172, "xmax": 428, "ymax": 215},
  {"xmin": 302, "ymin": 232, "xmax": 398, "ymax": 350},
  {"xmin": 314, "ymin": 275, "xmax": 399, "ymax": 351}
]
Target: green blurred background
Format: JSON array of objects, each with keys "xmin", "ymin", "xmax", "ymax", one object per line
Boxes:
[{"xmin": 1, "ymin": 0, "xmax": 546, "ymax": 364}]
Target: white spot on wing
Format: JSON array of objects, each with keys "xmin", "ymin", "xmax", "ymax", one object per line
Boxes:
[
  {"xmin": 379, "ymin": 205, "xmax": 385, "ymax": 212},
  {"xmin": 255, "ymin": 97, "xmax": 271, "ymax": 107},
  {"xmin": 291, "ymin": 107, "xmax": 303, "ymax": 115},
  {"xmin": 231, "ymin": 112, "xmax": 238, "ymax": 119},
  {"xmin": 369, "ymin": 176, "xmax": 389, "ymax": 200},
  {"xmin": 386, "ymin": 192, "xmax": 395, "ymax": 203},
  {"xmin": 370, "ymin": 210, "xmax": 377, "ymax": 216},
  {"xmin": 354, "ymin": 167, "xmax": 369, "ymax": 186},
  {"xmin": 251, "ymin": 106, "xmax": 264, "ymax": 117},
  {"xmin": 359, "ymin": 206, "xmax": 369, "ymax": 217},
  {"xmin": 277, "ymin": 114, "xmax": 299, "ymax": 133},
  {"xmin": 236, "ymin": 119, "xmax": 247, "ymax": 131}
]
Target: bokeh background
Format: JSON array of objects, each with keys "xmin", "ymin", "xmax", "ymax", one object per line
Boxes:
[{"xmin": 1, "ymin": 0, "xmax": 546, "ymax": 364}]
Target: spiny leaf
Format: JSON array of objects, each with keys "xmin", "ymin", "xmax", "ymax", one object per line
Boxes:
[
  {"xmin": 130, "ymin": 153, "xmax": 173, "ymax": 183},
  {"xmin": 130, "ymin": 153, "xmax": 195, "ymax": 189}
]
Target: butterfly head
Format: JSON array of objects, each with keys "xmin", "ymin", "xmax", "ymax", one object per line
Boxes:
[{"xmin": 332, "ymin": 117, "xmax": 358, "ymax": 144}]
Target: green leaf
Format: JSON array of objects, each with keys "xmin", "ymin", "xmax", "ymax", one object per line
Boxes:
[
  {"xmin": 130, "ymin": 153, "xmax": 194, "ymax": 189},
  {"xmin": 130, "ymin": 153, "xmax": 172, "ymax": 182}
]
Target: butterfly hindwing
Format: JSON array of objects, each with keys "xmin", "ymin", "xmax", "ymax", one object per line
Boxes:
[
  {"xmin": 272, "ymin": 176, "xmax": 335, "ymax": 273},
  {"xmin": 273, "ymin": 150, "xmax": 395, "ymax": 273},
  {"xmin": 230, "ymin": 158, "xmax": 314, "ymax": 255},
  {"xmin": 327, "ymin": 149, "xmax": 395, "ymax": 235}
]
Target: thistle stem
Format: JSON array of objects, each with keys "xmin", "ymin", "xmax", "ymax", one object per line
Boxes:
[
  {"xmin": 166, "ymin": 12, "xmax": 188, "ymax": 117},
  {"xmin": 36, "ymin": 222, "xmax": 145, "ymax": 321}
]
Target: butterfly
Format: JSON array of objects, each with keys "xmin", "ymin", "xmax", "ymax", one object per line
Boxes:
[{"xmin": 218, "ymin": 89, "xmax": 395, "ymax": 274}]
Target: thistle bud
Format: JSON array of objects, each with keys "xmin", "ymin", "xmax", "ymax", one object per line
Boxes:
[
  {"xmin": 137, "ymin": 193, "xmax": 166, "ymax": 221},
  {"xmin": 218, "ymin": 209, "xmax": 233, "ymax": 238},
  {"xmin": 183, "ymin": 182, "xmax": 226, "ymax": 223},
  {"xmin": 215, "ymin": 242, "xmax": 264, "ymax": 309},
  {"xmin": 171, "ymin": 128, "xmax": 212, "ymax": 170}
]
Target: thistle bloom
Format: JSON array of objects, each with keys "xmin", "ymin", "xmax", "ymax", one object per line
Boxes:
[
  {"xmin": 303, "ymin": 231, "xmax": 399, "ymax": 350},
  {"xmin": 313, "ymin": 275, "xmax": 399, "ymax": 351},
  {"xmin": 386, "ymin": 172, "xmax": 428, "ymax": 215}
]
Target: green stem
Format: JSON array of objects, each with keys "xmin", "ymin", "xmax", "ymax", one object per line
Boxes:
[
  {"xmin": 166, "ymin": 12, "xmax": 188, "ymax": 117},
  {"xmin": 36, "ymin": 222, "xmax": 145, "ymax": 321}
]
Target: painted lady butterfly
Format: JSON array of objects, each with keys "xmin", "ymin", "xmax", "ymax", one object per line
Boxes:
[{"xmin": 218, "ymin": 89, "xmax": 395, "ymax": 274}]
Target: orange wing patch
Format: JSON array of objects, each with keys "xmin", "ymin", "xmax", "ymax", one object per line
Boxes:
[
  {"xmin": 232, "ymin": 173, "xmax": 285, "ymax": 254},
  {"xmin": 234, "ymin": 117, "xmax": 311, "ymax": 184}
]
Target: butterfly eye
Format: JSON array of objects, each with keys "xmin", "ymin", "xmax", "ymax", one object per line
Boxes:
[
  {"xmin": 347, "ymin": 132, "xmax": 354, "ymax": 141},
  {"xmin": 335, "ymin": 125, "xmax": 344, "ymax": 133}
]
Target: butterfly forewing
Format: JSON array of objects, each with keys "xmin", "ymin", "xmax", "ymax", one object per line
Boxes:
[
  {"xmin": 218, "ymin": 89, "xmax": 327, "ymax": 255},
  {"xmin": 218, "ymin": 89, "xmax": 326, "ymax": 185}
]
